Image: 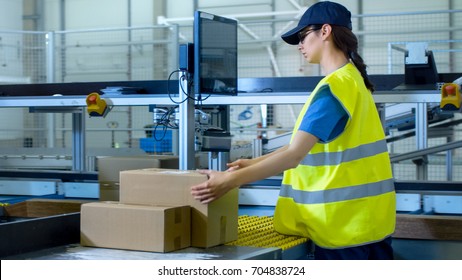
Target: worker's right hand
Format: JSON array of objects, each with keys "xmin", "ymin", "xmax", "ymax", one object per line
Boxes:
[
  {"xmin": 226, "ymin": 158, "xmax": 253, "ymax": 172},
  {"xmin": 191, "ymin": 169, "xmax": 237, "ymax": 204}
]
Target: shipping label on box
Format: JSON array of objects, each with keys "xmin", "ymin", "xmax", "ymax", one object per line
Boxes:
[
  {"xmin": 119, "ymin": 168, "xmax": 238, "ymax": 248},
  {"xmin": 80, "ymin": 202, "xmax": 190, "ymax": 253}
]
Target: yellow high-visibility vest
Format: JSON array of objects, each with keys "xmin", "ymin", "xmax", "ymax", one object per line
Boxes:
[{"xmin": 273, "ymin": 63, "xmax": 396, "ymax": 248}]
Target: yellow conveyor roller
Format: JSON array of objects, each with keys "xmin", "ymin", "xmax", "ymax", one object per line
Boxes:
[{"xmin": 227, "ymin": 215, "xmax": 308, "ymax": 250}]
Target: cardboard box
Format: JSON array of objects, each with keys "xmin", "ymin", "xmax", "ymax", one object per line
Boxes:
[
  {"xmin": 98, "ymin": 155, "xmax": 180, "ymax": 182},
  {"xmin": 119, "ymin": 169, "xmax": 238, "ymax": 248},
  {"xmin": 4, "ymin": 198, "xmax": 88, "ymax": 218},
  {"xmin": 394, "ymin": 214, "xmax": 462, "ymax": 240},
  {"xmin": 80, "ymin": 202, "xmax": 190, "ymax": 252},
  {"xmin": 97, "ymin": 155, "xmax": 179, "ymax": 201}
]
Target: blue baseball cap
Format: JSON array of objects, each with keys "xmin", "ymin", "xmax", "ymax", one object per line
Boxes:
[{"xmin": 281, "ymin": 1, "xmax": 352, "ymax": 45}]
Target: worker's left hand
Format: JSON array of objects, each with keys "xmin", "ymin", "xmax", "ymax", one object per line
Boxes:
[
  {"xmin": 226, "ymin": 158, "xmax": 253, "ymax": 172},
  {"xmin": 191, "ymin": 169, "xmax": 236, "ymax": 204}
]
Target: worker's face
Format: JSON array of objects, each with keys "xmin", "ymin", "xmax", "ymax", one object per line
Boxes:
[{"xmin": 297, "ymin": 26, "xmax": 324, "ymax": 63}]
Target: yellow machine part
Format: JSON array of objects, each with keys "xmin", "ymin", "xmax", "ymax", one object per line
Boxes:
[
  {"xmin": 440, "ymin": 83, "xmax": 461, "ymax": 110},
  {"xmin": 227, "ymin": 215, "xmax": 308, "ymax": 250},
  {"xmin": 86, "ymin": 92, "xmax": 108, "ymax": 117}
]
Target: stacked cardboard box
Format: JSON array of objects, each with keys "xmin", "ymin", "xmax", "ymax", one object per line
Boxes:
[
  {"xmin": 119, "ymin": 168, "xmax": 239, "ymax": 248},
  {"xmin": 97, "ymin": 155, "xmax": 179, "ymax": 201},
  {"xmin": 81, "ymin": 202, "xmax": 190, "ymax": 252},
  {"xmin": 81, "ymin": 168, "xmax": 238, "ymax": 252}
]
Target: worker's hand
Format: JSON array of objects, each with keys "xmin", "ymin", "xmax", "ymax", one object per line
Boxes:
[
  {"xmin": 191, "ymin": 169, "xmax": 236, "ymax": 204},
  {"xmin": 226, "ymin": 158, "xmax": 253, "ymax": 172}
]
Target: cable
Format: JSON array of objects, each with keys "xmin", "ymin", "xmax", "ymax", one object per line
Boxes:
[
  {"xmin": 168, "ymin": 69, "xmax": 207, "ymax": 104},
  {"xmin": 151, "ymin": 106, "xmax": 179, "ymax": 143},
  {"xmin": 167, "ymin": 70, "xmax": 189, "ymax": 105},
  {"xmin": 197, "ymin": 93, "xmax": 212, "ymax": 107},
  {"xmin": 178, "ymin": 73, "xmax": 191, "ymax": 100},
  {"xmin": 165, "ymin": 107, "xmax": 179, "ymax": 129},
  {"xmin": 153, "ymin": 123, "xmax": 168, "ymax": 142}
]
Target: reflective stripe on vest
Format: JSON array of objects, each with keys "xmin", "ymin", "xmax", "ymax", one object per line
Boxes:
[
  {"xmin": 280, "ymin": 178, "xmax": 394, "ymax": 204},
  {"xmin": 300, "ymin": 139, "xmax": 388, "ymax": 166}
]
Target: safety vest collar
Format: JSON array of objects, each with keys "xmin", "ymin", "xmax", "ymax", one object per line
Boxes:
[
  {"xmin": 280, "ymin": 178, "xmax": 395, "ymax": 204},
  {"xmin": 300, "ymin": 139, "xmax": 388, "ymax": 166}
]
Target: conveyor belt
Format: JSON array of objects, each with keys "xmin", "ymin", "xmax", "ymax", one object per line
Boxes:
[
  {"xmin": 227, "ymin": 216, "xmax": 308, "ymax": 251},
  {"xmin": 5, "ymin": 210, "xmax": 462, "ymax": 260},
  {"xmin": 3, "ymin": 214, "xmax": 310, "ymax": 260}
]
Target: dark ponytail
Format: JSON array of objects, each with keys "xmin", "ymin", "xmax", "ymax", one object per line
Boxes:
[{"xmin": 330, "ymin": 26, "xmax": 375, "ymax": 93}]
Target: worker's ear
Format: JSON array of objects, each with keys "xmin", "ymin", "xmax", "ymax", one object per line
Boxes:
[{"xmin": 321, "ymin": 24, "xmax": 332, "ymax": 40}]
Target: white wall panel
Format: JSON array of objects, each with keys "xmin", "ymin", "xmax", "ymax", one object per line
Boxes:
[
  {"xmin": 131, "ymin": 0, "xmax": 155, "ymax": 26},
  {"xmin": 0, "ymin": 0, "xmax": 21, "ymax": 30},
  {"xmin": 43, "ymin": 0, "xmax": 155, "ymax": 30},
  {"xmin": 363, "ymin": 0, "xmax": 449, "ymax": 13},
  {"xmin": 167, "ymin": 0, "xmax": 194, "ymax": 18},
  {"xmin": 65, "ymin": 0, "xmax": 127, "ymax": 29},
  {"xmin": 44, "ymin": 0, "xmax": 60, "ymax": 30}
]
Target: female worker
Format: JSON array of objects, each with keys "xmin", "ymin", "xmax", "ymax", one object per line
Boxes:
[{"xmin": 191, "ymin": 1, "xmax": 396, "ymax": 260}]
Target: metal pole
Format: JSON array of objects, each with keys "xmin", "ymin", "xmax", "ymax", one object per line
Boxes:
[
  {"xmin": 127, "ymin": 0, "xmax": 132, "ymax": 80},
  {"xmin": 72, "ymin": 112, "xmax": 86, "ymax": 171},
  {"xmin": 252, "ymin": 138, "xmax": 262, "ymax": 158},
  {"xmin": 387, "ymin": 43, "xmax": 393, "ymax": 74},
  {"xmin": 415, "ymin": 103, "xmax": 428, "ymax": 180},
  {"xmin": 46, "ymin": 31, "xmax": 55, "ymax": 148},
  {"xmin": 59, "ymin": 0, "xmax": 66, "ymax": 82},
  {"xmin": 449, "ymin": 0, "xmax": 455, "ymax": 72},
  {"xmin": 46, "ymin": 114, "xmax": 55, "ymax": 148},
  {"xmin": 46, "ymin": 31, "xmax": 55, "ymax": 83},
  {"xmin": 172, "ymin": 129, "xmax": 179, "ymax": 156},
  {"xmin": 208, "ymin": 152, "xmax": 229, "ymax": 171},
  {"xmin": 171, "ymin": 24, "xmax": 179, "ymax": 84},
  {"xmin": 178, "ymin": 72, "xmax": 195, "ymax": 170},
  {"xmin": 446, "ymin": 135, "xmax": 453, "ymax": 181},
  {"xmin": 126, "ymin": 0, "xmax": 133, "ymax": 148},
  {"xmin": 377, "ymin": 104, "xmax": 386, "ymax": 132},
  {"xmin": 357, "ymin": 0, "xmax": 364, "ymax": 55}
]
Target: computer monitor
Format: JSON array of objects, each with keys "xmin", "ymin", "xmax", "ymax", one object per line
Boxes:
[{"xmin": 193, "ymin": 11, "xmax": 238, "ymax": 97}]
